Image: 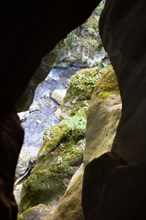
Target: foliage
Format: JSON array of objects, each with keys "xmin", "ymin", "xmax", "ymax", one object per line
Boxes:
[{"xmin": 53, "ymin": 2, "xmax": 106, "ymax": 67}]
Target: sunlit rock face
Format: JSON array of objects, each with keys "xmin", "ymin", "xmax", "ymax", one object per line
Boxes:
[{"xmin": 84, "ymin": 65, "xmax": 121, "ymax": 164}]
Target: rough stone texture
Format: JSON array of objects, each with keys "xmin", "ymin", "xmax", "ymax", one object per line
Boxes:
[
  {"xmin": 18, "ymin": 204, "xmax": 56, "ymax": 220},
  {"xmin": 84, "ymin": 65, "xmax": 121, "ymax": 164},
  {"xmin": 48, "ymin": 165, "xmax": 84, "ymax": 220}
]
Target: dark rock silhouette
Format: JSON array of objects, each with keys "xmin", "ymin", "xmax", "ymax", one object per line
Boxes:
[
  {"xmin": 0, "ymin": 1, "xmax": 98, "ymax": 219},
  {"xmin": 83, "ymin": 0, "xmax": 146, "ymax": 219},
  {"xmin": 82, "ymin": 152, "xmax": 146, "ymax": 220}
]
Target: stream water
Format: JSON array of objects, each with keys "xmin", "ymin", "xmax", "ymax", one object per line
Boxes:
[{"xmin": 18, "ymin": 67, "xmax": 80, "ymax": 157}]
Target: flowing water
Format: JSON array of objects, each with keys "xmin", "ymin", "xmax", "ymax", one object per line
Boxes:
[{"xmin": 19, "ymin": 67, "xmax": 80, "ymax": 157}]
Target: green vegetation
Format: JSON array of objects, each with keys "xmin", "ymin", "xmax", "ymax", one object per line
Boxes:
[
  {"xmin": 93, "ymin": 65, "xmax": 119, "ymax": 100},
  {"xmin": 63, "ymin": 67, "xmax": 102, "ymax": 105},
  {"xmin": 19, "ymin": 67, "xmax": 99, "ymax": 214},
  {"xmin": 53, "ymin": 2, "xmax": 106, "ymax": 67}
]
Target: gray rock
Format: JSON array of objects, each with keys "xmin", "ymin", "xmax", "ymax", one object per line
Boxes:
[
  {"xmin": 50, "ymin": 89, "xmax": 67, "ymax": 105},
  {"xmin": 15, "ymin": 147, "xmax": 33, "ymax": 179},
  {"xmin": 17, "ymin": 111, "xmax": 29, "ymax": 122}
]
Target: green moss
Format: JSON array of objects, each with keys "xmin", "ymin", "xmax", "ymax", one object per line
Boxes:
[
  {"xmin": 39, "ymin": 108, "xmax": 87, "ymax": 156},
  {"xmin": 19, "ymin": 111, "xmax": 86, "ymax": 214},
  {"xmin": 19, "ymin": 63, "xmax": 108, "ymax": 215},
  {"xmin": 69, "ymin": 100, "xmax": 89, "ymax": 116},
  {"xmin": 99, "ymin": 91, "xmax": 111, "ymax": 99},
  {"xmin": 54, "ymin": 3, "xmax": 105, "ymax": 65},
  {"xmin": 93, "ymin": 65, "xmax": 119, "ymax": 100},
  {"xmin": 63, "ymin": 67, "xmax": 102, "ymax": 105},
  {"xmin": 40, "ymin": 124, "xmax": 71, "ymax": 154},
  {"xmin": 19, "ymin": 166, "xmax": 69, "ymax": 213},
  {"xmin": 17, "ymin": 216, "xmax": 23, "ymax": 220}
]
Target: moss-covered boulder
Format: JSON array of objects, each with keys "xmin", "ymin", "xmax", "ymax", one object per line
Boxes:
[
  {"xmin": 48, "ymin": 164, "xmax": 84, "ymax": 220},
  {"xmin": 60, "ymin": 67, "xmax": 103, "ymax": 117},
  {"xmin": 18, "ymin": 165, "xmax": 84, "ymax": 220},
  {"xmin": 19, "ymin": 117, "xmax": 85, "ymax": 213},
  {"xmin": 18, "ymin": 67, "xmax": 101, "ymax": 216},
  {"xmin": 18, "ymin": 204, "xmax": 55, "ymax": 220}
]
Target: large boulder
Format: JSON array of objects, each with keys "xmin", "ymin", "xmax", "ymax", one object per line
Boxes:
[
  {"xmin": 18, "ymin": 165, "xmax": 84, "ymax": 220},
  {"xmin": 84, "ymin": 65, "xmax": 121, "ymax": 164}
]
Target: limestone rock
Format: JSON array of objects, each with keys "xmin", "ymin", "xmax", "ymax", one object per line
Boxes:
[
  {"xmin": 50, "ymin": 89, "xmax": 67, "ymax": 105},
  {"xmin": 84, "ymin": 65, "xmax": 121, "ymax": 164}
]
